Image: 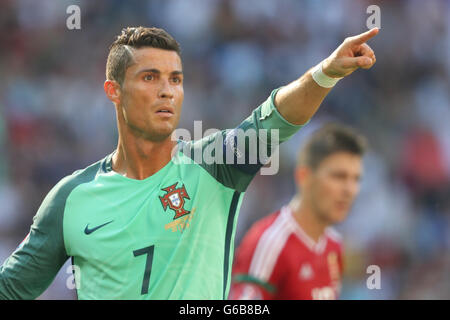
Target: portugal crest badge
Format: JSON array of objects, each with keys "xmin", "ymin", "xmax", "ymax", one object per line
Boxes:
[{"xmin": 159, "ymin": 182, "xmax": 191, "ymax": 220}]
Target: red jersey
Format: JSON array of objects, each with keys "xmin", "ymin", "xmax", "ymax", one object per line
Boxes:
[{"xmin": 229, "ymin": 206, "xmax": 343, "ymax": 300}]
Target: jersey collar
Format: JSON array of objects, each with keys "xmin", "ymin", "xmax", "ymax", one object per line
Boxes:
[{"xmin": 282, "ymin": 206, "xmax": 328, "ymax": 255}]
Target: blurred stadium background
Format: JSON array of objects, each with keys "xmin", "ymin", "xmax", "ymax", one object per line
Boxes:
[{"xmin": 0, "ymin": 0, "xmax": 449, "ymax": 299}]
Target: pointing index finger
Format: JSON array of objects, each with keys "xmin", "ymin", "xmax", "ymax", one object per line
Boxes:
[{"xmin": 348, "ymin": 28, "xmax": 379, "ymax": 45}]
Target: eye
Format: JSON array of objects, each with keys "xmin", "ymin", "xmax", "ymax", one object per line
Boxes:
[
  {"xmin": 144, "ymin": 74, "xmax": 154, "ymax": 81},
  {"xmin": 171, "ymin": 77, "xmax": 182, "ymax": 84},
  {"xmin": 331, "ymin": 172, "xmax": 347, "ymax": 181}
]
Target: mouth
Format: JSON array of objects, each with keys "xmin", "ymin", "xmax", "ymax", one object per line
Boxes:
[
  {"xmin": 335, "ymin": 200, "xmax": 351, "ymax": 210},
  {"xmin": 155, "ymin": 106, "xmax": 174, "ymax": 115}
]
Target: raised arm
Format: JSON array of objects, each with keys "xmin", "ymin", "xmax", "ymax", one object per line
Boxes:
[{"xmin": 275, "ymin": 28, "xmax": 379, "ymax": 125}]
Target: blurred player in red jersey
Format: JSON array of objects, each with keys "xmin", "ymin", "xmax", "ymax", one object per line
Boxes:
[{"xmin": 229, "ymin": 124, "xmax": 367, "ymax": 300}]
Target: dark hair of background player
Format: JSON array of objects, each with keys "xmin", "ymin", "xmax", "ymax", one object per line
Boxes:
[{"xmin": 298, "ymin": 124, "xmax": 368, "ymax": 170}]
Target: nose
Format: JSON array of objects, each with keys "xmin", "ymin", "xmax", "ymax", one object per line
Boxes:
[{"xmin": 158, "ymin": 79, "xmax": 174, "ymax": 100}]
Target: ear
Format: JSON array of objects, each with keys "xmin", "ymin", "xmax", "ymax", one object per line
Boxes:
[
  {"xmin": 104, "ymin": 80, "xmax": 121, "ymax": 104},
  {"xmin": 294, "ymin": 166, "xmax": 311, "ymax": 190}
]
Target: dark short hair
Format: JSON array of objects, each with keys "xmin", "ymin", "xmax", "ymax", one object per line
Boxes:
[
  {"xmin": 297, "ymin": 123, "xmax": 367, "ymax": 169},
  {"xmin": 106, "ymin": 26, "xmax": 181, "ymax": 86}
]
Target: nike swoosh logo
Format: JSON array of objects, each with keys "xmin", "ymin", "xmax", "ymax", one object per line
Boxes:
[{"xmin": 84, "ymin": 220, "xmax": 113, "ymax": 235}]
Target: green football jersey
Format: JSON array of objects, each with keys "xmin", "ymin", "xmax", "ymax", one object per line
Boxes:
[{"xmin": 0, "ymin": 88, "xmax": 305, "ymax": 299}]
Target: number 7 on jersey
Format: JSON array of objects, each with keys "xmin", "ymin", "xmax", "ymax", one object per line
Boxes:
[{"xmin": 133, "ymin": 245, "xmax": 155, "ymax": 295}]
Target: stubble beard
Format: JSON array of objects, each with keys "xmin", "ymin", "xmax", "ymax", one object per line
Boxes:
[{"xmin": 126, "ymin": 119, "xmax": 174, "ymax": 142}]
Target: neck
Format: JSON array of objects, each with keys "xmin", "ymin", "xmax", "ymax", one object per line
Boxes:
[
  {"xmin": 112, "ymin": 122, "xmax": 177, "ymax": 180},
  {"xmin": 289, "ymin": 195, "xmax": 328, "ymax": 243}
]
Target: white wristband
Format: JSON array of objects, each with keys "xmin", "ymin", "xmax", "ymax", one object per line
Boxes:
[{"xmin": 311, "ymin": 62, "xmax": 343, "ymax": 88}]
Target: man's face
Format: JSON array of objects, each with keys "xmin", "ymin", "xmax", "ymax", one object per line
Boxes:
[
  {"xmin": 297, "ymin": 152, "xmax": 363, "ymax": 225},
  {"xmin": 118, "ymin": 47, "xmax": 184, "ymax": 141}
]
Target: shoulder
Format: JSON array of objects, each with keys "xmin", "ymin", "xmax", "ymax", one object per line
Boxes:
[
  {"xmin": 52, "ymin": 159, "xmax": 103, "ymax": 194},
  {"xmin": 70, "ymin": 153, "xmax": 112, "ymax": 181},
  {"xmin": 238, "ymin": 209, "xmax": 295, "ymax": 283},
  {"xmin": 244, "ymin": 210, "xmax": 282, "ymax": 243},
  {"xmin": 37, "ymin": 156, "xmax": 107, "ymax": 218},
  {"xmin": 235, "ymin": 210, "xmax": 282, "ymax": 258},
  {"xmin": 238, "ymin": 209, "xmax": 293, "ymax": 264}
]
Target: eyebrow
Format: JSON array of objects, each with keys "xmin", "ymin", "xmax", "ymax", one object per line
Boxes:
[{"xmin": 136, "ymin": 68, "xmax": 183, "ymax": 76}]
